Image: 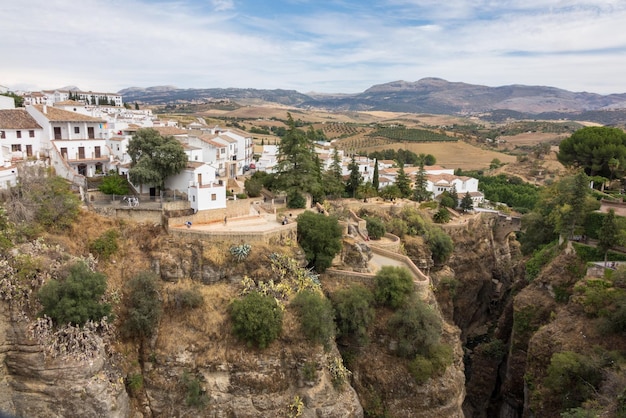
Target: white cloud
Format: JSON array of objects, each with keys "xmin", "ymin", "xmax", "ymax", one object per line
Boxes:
[{"xmin": 1, "ymin": 0, "xmax": 625, "ymax": 94}]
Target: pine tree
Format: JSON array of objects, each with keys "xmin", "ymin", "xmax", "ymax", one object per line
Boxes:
[
  {"xmin": 396, "ymin": 163, "xmax": 411, "ymax": 198},
  {"xmin": 346, "ymin": 155, "xmax": 362, "ymax": 198},
  {"xmin": 372, "ymin": 159, "xmax": 380, "ymax": 191},
  {"xmin": 598, "ymin": 209, "xmax": 618, "ymax": 265},
  {"xmin": 412, "ymin": 163, "xmax": 431, "ymax": 202},
  {"xmin": 275, "ymin": 113, "xmax": 322, "ymax": 207},
  {"xmin": 460, "ymin": 192, "xmax": 474, "ymax": 212},
  {"xmin": 323, "ymin": 148, "xmax": 345, "ymax": 199},
  {"xmin": 449, "ymin": 184, "xmax": 459, "ymax": 208}
]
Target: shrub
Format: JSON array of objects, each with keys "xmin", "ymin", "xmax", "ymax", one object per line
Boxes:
[
  {"xmin": 38, "ymin": 261, "xmax": 111, "ymax": 326},
  {"xmin": 386, "ymin": 218, "xmax": 408, "ymax": 238},
  {"xmin": 478, "ymin": 338, "xmax": 507, "ymax": 360},
  {"xmin": 428, "ymin": 343, "xmax": 453, "ymax": 375},
  {"xmin": 387, "ymin": 299, "xmax": 442, "ymax": 359},
  {"xmin": 365, "ymin": 217, "xmax": 386, "ymax": 240},
  {"xmin": 99, "ymin": 174, "xmax": 130, "ymax": 195},
  {"xmin": 244, "ymin": 177, "xmax": 263, "ymax": 197},
  {"xmin": 433, "ymin": 207, "xmax": 451, "ymax": 223},
  {"xmin": 236, "ymin": 193, "xmax": 248, "ymax": 200},
  {"xmin": 89, "ymin": 229, "xmax": 119, "ymax": 261},
  {"xmin": 291, "ymin": 290, "xmax": 335, "ymax": 347},
  {"xmin": 525, "ymin": 241, "xmax": 558, "ymax": 281},
  {"xmin": 297, "ymin": 211, "xmax": 343, "ymax": 272},
  {"xmin": 120, "ymin": 271, "xmax": 163, "ymax": 340},
  {"xmin": 543, "ymin": 351, "xmax": 603, "ymax": 411},
  {"xmin": 35, "ymin": 176, "xmax": 81, "ymax": 231},
  {"xmin": 425, "ymin": 227, "xmax": 454, "ymax": 265},
  {"xmin": 374, "ymin": 266, "xmax": 413, "ymax": 309},
  {"xmin": 168, "ymin": 288, "xmax": 204, "ymax": 311},
  {"xmin": 230, "ymin": 291, "xmax": 283, "ymax": 349},
  {"xmin": 287, "ymin": 191, "xmax": 306, "ymax": 208},
  {"xmin": 126, "ymin": 373, "xmax": 143, "ymax": 394},
  {"xmin": 332, "ymin": 284, "xmax": 375, "ymax": 345},
  {"xmin": 181, "ymin": 371, "xmax": 209, "ymax": 409},
  {"xmin": 408, "ymin": 355, "xmax": 433, "ymax": 384}
]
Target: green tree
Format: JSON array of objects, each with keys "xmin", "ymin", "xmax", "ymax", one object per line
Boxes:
[
  {"xmin": 38, "ymin": 261, "xmax": 111, "ymax": 326},
  {"xmin": 598, "ymin": 209, "xmax": 619, "ymax": 264},
  {"xmin": 244, "ymin": 177, "xmax": 263, "ymax": 197},
  {"xmin": 543, "ymin": 351, "xmax": 603, "ymax": 411},
  {"xmin": 230, "ymin": 291, "xmax": 283, "ymax": 349},
  {"xmin": 274, "ymin": 113, "xmax": 322, "ymax": 202},
  {"xmin": 374, "ymin": 266, "xmax": 414, "ymax": 309},
  {"xmin": 396, "ymin": 163, "xmax": 412, "ymax": 198},
  {"xmin": 460, "ymin": 192, "xmax": 474, "ymax": 212},
  {"xmin": 379, "ymin": 184, "xmax": 401, "ymax": 200},
  {"xmin": 297, "ymin": 211, "xmax": 343, "ymax": 272},
  {"xmin": 558, "ymin": 126, "xmax": 626, "ymax": 177},
  {"xmin": 433, "ymin": 207, "xmax": 451, "ymax": 224},
  {"xmin": 449, "ymin": 185, "xmax": 459, "ymax": 208},
  {"xmin": 323, "ymin": 148, "xmax": 345, "ymax": 199},
  {"xmin": 346, "ymin": 155, "xmax": 361, "ymax": 198},
  {"xmin": 127, "ymin": 128, "xmax": 187, "ymax": 193},
  {"xmin": 365, "ymin": 216, "xmax": 386, "ymax": 240},
  {"xmin": 332, "ymin": 284, "xmax": 375, "ymax": 345},
  {"xmin": 372, "ymin": 159, "xmax": 380, "ymax": 191},
  {"xmin": 387, "ymin": 298, "xmax": 442, "ymax": 358},
  {"xmin": 120, "ymin": 271, "xmax": 163, "ymax": 340},
  {"xmin": 98, "ymin": 173, "xmax": 130, "ymax": 195},
  {"xmin": 426, "ymin": 227, "xmax": 454, "ymax": 264},
  {"xmin": 291, "ymin": 290, "xmax": 336, "ymax": 347},
  {"xmin": 357, "ymin": 182, "xmax": 377, "ymax": 202},
  {"xmin": 412, "ymin": 163, "xmax": 431, "ymax": 202}
]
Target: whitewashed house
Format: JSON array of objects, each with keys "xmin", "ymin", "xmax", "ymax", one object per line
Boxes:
[
  {"xmin": 27, "ymin": 104, "xmax": 112, "ymax": 180},
  {"xmin": 165, "ymin": 161, "xmax": 226, "ymax": 212},
  {"xmin": 0, "ymin": 95, "xmax": 14, "ymax": 110},
  {"xmin": 0, "ymin": 109, "xmax": 45, "ymax": 162}
]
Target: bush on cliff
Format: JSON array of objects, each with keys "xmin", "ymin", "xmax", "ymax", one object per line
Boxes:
[
  {"xmin": 332, "ymin": 284, "xmax": 375, "ymax": 345},
  {"xmin": 296, "ymin": 211, "xmax": 342, "ymax": 272},
  {"xmin": 38, "ymin": 261, "xmax": 111, "ymax": 326},
  {"xmin": 291, "ymin": 289, "xmax": 336, "ymax": 348},
  {"xmin": 374, "ymin": 266, "xmax": 414, "ymax": 309},
  {"xmin": 120, "ymin": 271, "xmax": 163, "ymax": 340},
  {"xmin": 230, "ymin": 291, "xmax": 283, "ymax": 349},
  {"xmin": 388, "ymin": 298, "xmax": 442, "ymax": 359}
]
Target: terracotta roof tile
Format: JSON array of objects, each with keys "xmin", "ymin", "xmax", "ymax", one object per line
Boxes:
[
  {"xmin": 32, "ymin": 105, "xmax": 105, "ymax": 122},
  {"xmin": 0, "ymin": 109, "xmax": 43, "ymax": 129}
]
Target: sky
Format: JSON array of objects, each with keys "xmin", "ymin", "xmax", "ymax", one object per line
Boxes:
[{"xmin": 2, "ymin": 0, "xmax": 626, "ymax": 95}]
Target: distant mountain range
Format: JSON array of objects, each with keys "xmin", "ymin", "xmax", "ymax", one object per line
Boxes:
[{"xmin": 118, "ymin": 78, "xmax": 626, "ymax": 123}]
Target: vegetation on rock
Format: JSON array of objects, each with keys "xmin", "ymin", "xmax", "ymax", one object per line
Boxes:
[{"xmin": 230, "ymin": 291, "xmax": 283, "ymax": 349}]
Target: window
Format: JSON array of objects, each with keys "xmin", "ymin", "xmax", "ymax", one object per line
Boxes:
[
  {"xmin": 16, "ymin": 131, "xmax": 21, "ymax": 139},
  {"xmin": 54, "ymin": 127, "xmax": 61, "ymax": 139},
  {"xmin": 87, "ymin": 127, "xmax": 94, "ymax": 139},
  {"xmin": 211, "ymin": 194, "xmax": 217, "ymax": 201},
  {"xmin": 95, "ymin": 146, "xmax": 101, "ymax": 158},
  {"xmin": 74, "ymin": 127, "xmax": 80, "ymax": 134},
  {"xmin": 11, "ymin": 144, "xmax": 21, "ymax": 152},
  {"xmin": 29, "ymin": 130, "xmax": 34, "ymax": 138},
  {"xmin": 0, "ymin": 131, "xmax": 5, "ymax": 139}
]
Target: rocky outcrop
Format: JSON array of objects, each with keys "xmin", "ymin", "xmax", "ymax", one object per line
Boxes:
[
  {"xmin": 434, "ymin": 212, "xmax": 527, "ymax": 418},
  {"xmin": 0, "ymin": 306, "xmax": 129, "ymax": 418}
]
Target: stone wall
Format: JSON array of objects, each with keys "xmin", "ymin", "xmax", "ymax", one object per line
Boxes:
[
  {"xmin": 168, "ymin": 197, "xmax": 263, "ymax": 228},
  {"xmin": 168, "ymin": 222, "xmax": 297, "ymax": 246}
]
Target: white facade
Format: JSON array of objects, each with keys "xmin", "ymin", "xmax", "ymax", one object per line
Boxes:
[
  {"xmin": 165, "ymin": 162, "xmax": 226, "ymax": 211},
  {"xmin": 0, "ymin": 109, "xmax": 46, "ymax": 163},
  {"xmin": 0, "ymin": 95, "xmax": 14, "ymax": 110}
]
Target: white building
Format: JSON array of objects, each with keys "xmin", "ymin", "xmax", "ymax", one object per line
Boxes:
[
  {"xmin": 0, "ymin": 109, "xmax": 45, "ymax": 163},
  {"xmin": 27, "ymin": 104, "xmax": 112, "ymax": 179},
  {"xmin": 0, "ymin": 95, "xmax": 15, "ymax": 110}
]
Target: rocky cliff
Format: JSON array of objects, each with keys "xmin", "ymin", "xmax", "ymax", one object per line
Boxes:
[{"xmin": 0, "ymin": 208, "xmax": 467, "ymax": 417}]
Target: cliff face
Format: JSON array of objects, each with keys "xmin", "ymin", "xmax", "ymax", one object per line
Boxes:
[
  {"xmin": 433, "ymin": 213, "xmax": 528, "ymax": 418},
  {"xmin": 0, "ymin": 208, "xmax": 469, "ymax": 418}
]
